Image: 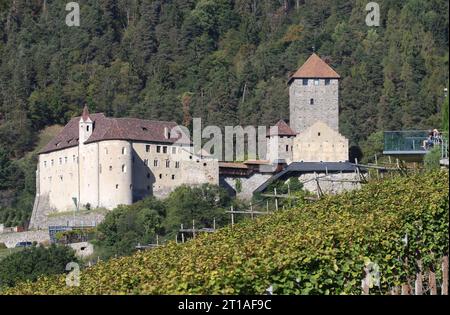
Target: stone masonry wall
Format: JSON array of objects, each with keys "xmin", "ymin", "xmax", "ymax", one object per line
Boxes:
[
  {"xmin": 289, "ymin": 78, "xmax": 339, "ymax": 134},
  {"xmin": 0, "ymin": 230, "xmax": 50, "ymax": 248},
  {"xmin": 299, "ymin": 172, "xmax": 362, "ymax": 195}
]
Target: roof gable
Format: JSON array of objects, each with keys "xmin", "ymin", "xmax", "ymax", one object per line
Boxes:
[
  {"xmin": 295, "ymin": 121, "xmax": 347, "ymax": 142},
  {"xmin": 268, "ymin": 120, "xmax": 297, "ymax": 137},
  {"xmin": 289, "ymin": 53, "xmax": 340, "ymax": 83}
]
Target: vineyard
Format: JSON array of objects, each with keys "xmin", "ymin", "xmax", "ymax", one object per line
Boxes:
[{"xmin": 4, "ymin": 171, "xmax": 449, "ymax": 295}]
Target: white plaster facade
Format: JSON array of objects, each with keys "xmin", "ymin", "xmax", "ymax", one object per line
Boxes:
[
  {"xmin": 34, "ymin": 114, "xmax": 219, "ymax": 218},
  {"xmin": 293, "ymin": 122, "xmax": 349, "ymax": 162}
]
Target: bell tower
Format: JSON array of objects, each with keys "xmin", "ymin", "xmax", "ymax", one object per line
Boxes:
[
  {"xmin": 79, "ymin": 105, "xmax": 93, "ymax": 143},
  {"xmin": 288, "ymin": 53, "xmax": 340, "ymax": 134}
]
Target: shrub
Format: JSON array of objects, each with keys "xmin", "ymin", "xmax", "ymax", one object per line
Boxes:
[
  {"xmin": 0, "ymin": 244, "xmax": 77, "ymax": 289},
  {"xmin": 424, "ymin": 147, "xmax": 441, "ymax": 171}
]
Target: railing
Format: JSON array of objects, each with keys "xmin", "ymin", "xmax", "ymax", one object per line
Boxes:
[
  {"xmin": 384, "ymin": 131, "xmax": 449, "ymax": 158},
  {"xmin": 384, "ymin": 131, "xmax": 428, "ymax": 153}
]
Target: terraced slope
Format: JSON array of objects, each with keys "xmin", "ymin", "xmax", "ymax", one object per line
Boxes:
[{"xmin": 5, "ymin": 171, "xmax": 449, "ymax": 295}]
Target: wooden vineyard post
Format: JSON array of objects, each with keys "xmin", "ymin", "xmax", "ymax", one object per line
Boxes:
[
  {"xmin": 230, "ymin": 206, "xmax": 235, "ymax": 227},
  {"xmin": 401, "ymin": 284, "xmax": 412, "ymax": 295},
  {"xmin": 375, "ymin": 155, "xmax": 380, "ymax": 179},
  {"xmin": 443, "ymin": 256, "xmax": 449, "ymax": 295},
  {"xmin": 274, "ymin": 188, "xmax": 279, "ymax": 211},
  {"xmin": 362, "ymin": 264, "xmax": 370, "ymax": 295},
  {"xmin": 415, "ymin": 260, "xmax": 423, "ymax": 295},
  {"xmin": 181, "ymin": 224, "xmax": 185, "ymax": 243},
  {"xmin": 192, "ymin": 220, "xmax": 196, "ymax": 239},
  {"xmin": 429, "ymin": 270, "xmax": 438, "ymax": 295},
  {"xmin": 250, "ymin": 203, "xmax": 254, "ymax": 220}
]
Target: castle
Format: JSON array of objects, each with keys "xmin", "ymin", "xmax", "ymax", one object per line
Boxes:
[{"xmin": 30, "ymin": 53, "xmax": 349, "ymax": 228}]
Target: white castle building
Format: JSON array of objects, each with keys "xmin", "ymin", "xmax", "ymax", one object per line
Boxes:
[
  {"xmin": 29, "ymin": 108, "xmax": 219, "ymax": 228},
  {"xmin": 30, "ymin": 53, "xmax": 350, "ymax": 228}
]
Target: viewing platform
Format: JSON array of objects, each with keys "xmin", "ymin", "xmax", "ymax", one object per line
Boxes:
[{"xmin": 384, "ymin": 131, "xmax": 449, "ymax": 163}]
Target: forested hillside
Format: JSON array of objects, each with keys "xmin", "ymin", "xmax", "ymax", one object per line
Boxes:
[{"xmin": 0, "ymin": 0, "xmax": 449, "ymax": 225}]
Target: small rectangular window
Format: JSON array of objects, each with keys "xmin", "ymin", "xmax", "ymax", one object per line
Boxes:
[
  {"xmin": 166, "ymin": 160, "xmax": 170, "ymax": 168},
  {"xmin": 163, "ymin": 146, "xmax": 168, "ymax": 154},
  {"xmin": 286, "ymin": 145, "xmax": 289, "ymax": 152},
  {"xmin": 157, "ymin": 146, "xmax": 161, "ymax": 153},
  {"xmin": 172, "ymin": 175, "xmax": 175, "ymax": 180},
  {"xmin": 310, "ymin": 98, "xmax": 315, "ymax": 105},
  {"xmin": 172, "ymin": 147, "xmax": 176, "ymax": 154},
  {"xmin": 302, "ymin": 79, "xmax": 308, "ymax": 86},
  {"xmin": 44, "ymin": 161, "xmax": 47, "ymax": 167},
  {"xmin": 325, "ymin": 79, "xmax": 331, "ymax": 85},
  {"xmin": 175, "ymin": 162, "xmax": 180, "ymax": 169},
  {"xmin": 146, "ymin": 145, "xmax": 151, "ymax": 152},
  {"xmin": 314, "ymin": 79, "xmax": 320, "ymax": 86},
  {"xmin": 59, "ymin": 158, "xmax": 62, "ymax": 165},
  {"xmin": 154, "ymin": 160, "xmax": 159, "ymax": 167}
]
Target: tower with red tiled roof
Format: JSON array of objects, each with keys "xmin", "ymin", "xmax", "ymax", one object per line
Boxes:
[
  {"xmin": 79, "ymin": 105, "xmax": 93, "ymax": 143},
  {"xmin": 266, "ymin": 120, "xmax": 297, "ymax": 164},
  {"xmin": 289, "ymin": 53, "xmax": 340, "ymax": 134}
]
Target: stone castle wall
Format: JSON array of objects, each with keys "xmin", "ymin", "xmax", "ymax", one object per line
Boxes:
[
  {"xmin": 0, "ymin": 230, "xmax": 50, "ymax": 248},
  {"xmin": 289, "ymin": 78, "xmax": 339, "ymax": 134}
]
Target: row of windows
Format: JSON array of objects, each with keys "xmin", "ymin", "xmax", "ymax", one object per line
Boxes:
[
  {"xmin": 146, "ymin": 145, "xmax": 179, "ymax": 155},
  {"xmin": 43, "ymin": 156, "xmax": 77, "ymax": 167},
  {"xmin": 143, "ymin": 159, "xmax": 181, "ymax": 169},
  {"xmin": 302, "ymin": 79, "xmax": 332, "ymax": 86}
]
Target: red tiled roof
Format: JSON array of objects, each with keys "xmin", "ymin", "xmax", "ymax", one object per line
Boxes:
[
  {"xmin": 289, "ymin": 53, "xmax": 340, "ymax": 83},
  {"xmin": 39, "ymin": 112, "xmax": 188, "ymax": 154},
  {"xmin": 267, "ymin": 120, "xmax": 297, "ymax": 137}
]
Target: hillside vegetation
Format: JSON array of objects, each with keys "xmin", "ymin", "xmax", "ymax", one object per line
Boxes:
[
  {"xmin": 4, "ymin": 171, "xmax": 448, "ymax": 295},
  {"xmin": 0, "ymin": 0, "xmax": 449, "ymax": 227}
]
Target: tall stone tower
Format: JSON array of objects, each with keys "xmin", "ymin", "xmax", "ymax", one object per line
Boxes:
[
  {"xmin": 289, "ymin": 53, "xmax": 341, "ymax": 134},
  {"xmin": 78, "ymin": 105, "xmax": 100, "ymax": 209}
]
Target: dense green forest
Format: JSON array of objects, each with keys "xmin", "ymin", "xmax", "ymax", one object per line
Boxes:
[{"xmin": 0, "ymin": 0, "xmax": 448, "ymax": 226}]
